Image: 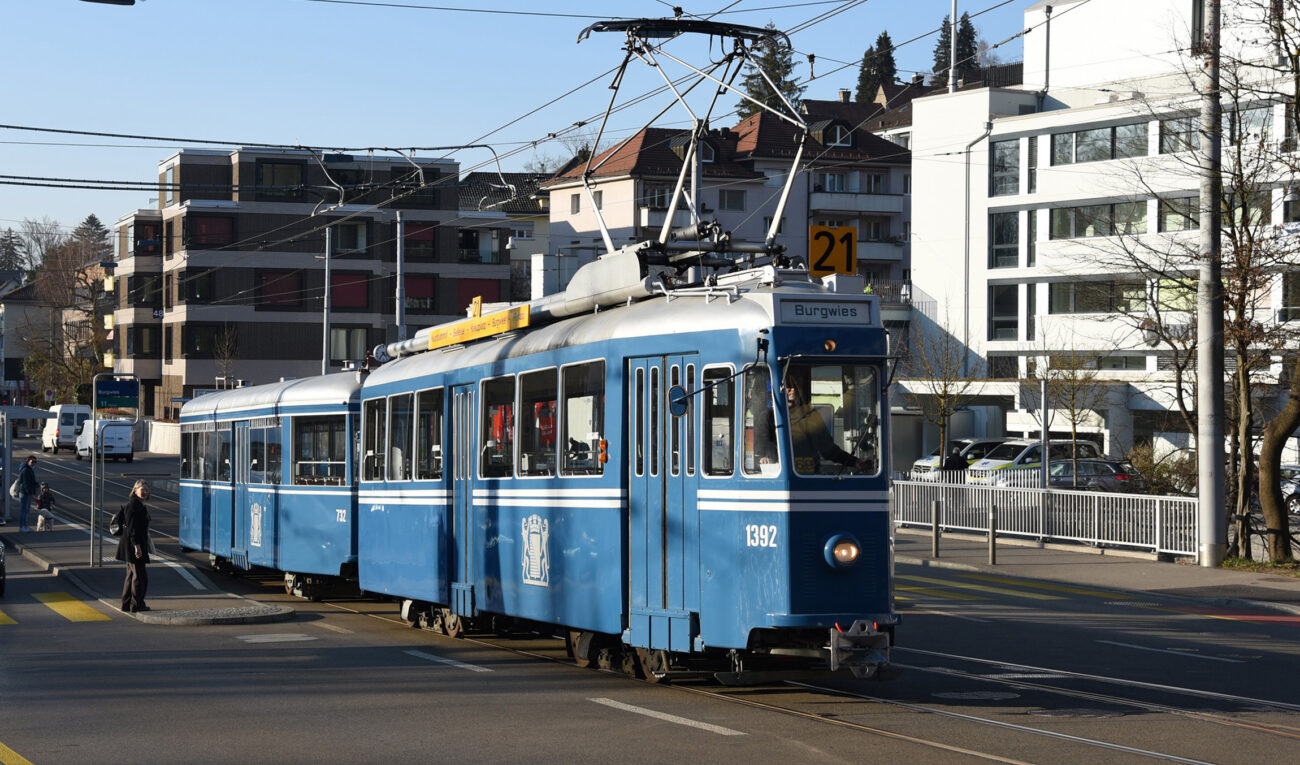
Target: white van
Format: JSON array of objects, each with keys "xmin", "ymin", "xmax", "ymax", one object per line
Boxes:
[
  {"xmin": 75, "ymin": 419, "xmax": 134, "ymax": 462},
  {"xmin": 42, "ymin": 405, "xmax": 91, "ymax": 454}
]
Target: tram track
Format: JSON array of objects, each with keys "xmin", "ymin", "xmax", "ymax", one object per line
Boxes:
[
  {"xmin": 284, "ymin": 593, "xmax": 1238, "ymax": 764},
  {"xmin": 17, "ymin": 453, "xmax": 181, "ymax": 542}
]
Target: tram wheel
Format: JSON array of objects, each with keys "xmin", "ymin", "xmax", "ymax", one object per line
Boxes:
[
  {"xmin": 636, "ymin": 648, "xmax": 670, "ymax": 683},
  {"xmin": 284, "ymin": 573, "xmax": 298, "ymax": 596},
  {"xmin": 441, "ymin": 609, "xmax": 463, "ymax": 638},
  {"xmin": 567, "ymin": 630, "xmax": 595, "ymax": 668}
]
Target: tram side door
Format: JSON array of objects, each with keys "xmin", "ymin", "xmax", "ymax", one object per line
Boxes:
[
  {"xmin": 231, "ymin": 421, "xmax": 251, "ymax": 569},
  {"xmin": 627, "ymin": 354, "xmax": 699, "ymax": 653},
  {"xmin": 449, "ymin": 384, "xmax": 476, "ymax": 617}
]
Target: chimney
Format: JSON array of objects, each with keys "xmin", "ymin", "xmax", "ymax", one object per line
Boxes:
[
  {"xmin": 838, "ymin": 88, "xmax": 851, "ymax": 103},
  {"xmin": 911, "ymin": 74, "xmax": 924, "ymax": 87}
]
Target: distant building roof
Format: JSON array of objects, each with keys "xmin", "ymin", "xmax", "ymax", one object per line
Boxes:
[
  {"xmin": 459, "ymin": 172, "xmax": 550, "ymax": 214},
  {"xmin": 543, "ymin": 127, "xmax": 761, "ymax": 186}
]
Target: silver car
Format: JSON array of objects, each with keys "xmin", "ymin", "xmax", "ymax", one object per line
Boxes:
[{"xmin": 1282, "ymin": 465, "xmax": 1300, "ymax": 515}]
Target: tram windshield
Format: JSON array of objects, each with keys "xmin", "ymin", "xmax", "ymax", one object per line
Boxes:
[{"xmin": 780, "ymin": 362, "xmax": 880, "ymax": 477}]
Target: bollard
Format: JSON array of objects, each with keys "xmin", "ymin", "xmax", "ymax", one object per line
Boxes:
[
  {"xmin": 931, "ymin": 499, "xmax": 941, "ymax": 557},
  {"xmin": 988, "ymin": 503, "xmax": 998, "ymax": 565}
]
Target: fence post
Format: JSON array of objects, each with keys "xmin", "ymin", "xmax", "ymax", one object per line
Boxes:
[
  {"xmin": 988, "ymin": 502, "xmax": 998, "ymax": 565},
  {"xmin": 931, "ymin": 499, "xmax": 941, "ymax": 557}
]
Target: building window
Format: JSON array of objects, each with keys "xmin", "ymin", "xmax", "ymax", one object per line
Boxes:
[
  {"xmin": 1225, "ymin": 190, "xmax": 1272, "ymax": 228},
  {"xmin": 163, "ymin": 166, "xmax": 175, "ymax": 206},
  {"xmin": 183, "ymin": 268, "xmax": 215, "ymax": 303},
  {"xmin": 331, "ymin": 272, "xmax": 369, "ymax": 310},
  {"xmin": 183, "ymin": 325, "xmax": 222, "ymax": 357},
  {"xmin": 330, "ymin": 327, "xmax": 368, "ymax": 364},
  {"xmin": 864, "ymin": 173, "xmax": 886, "ymax": 194},
  {"xmin": 1049, "ymin": 201, "xmax": 1147, "ymax": 239},
  {"xmin": 333, "ymin": 222, "xmax": 368, "ymax": 254},
  {"xmin": 184, "ymin": 215, "xmax": 234, "ymax": 248},
  {"xmin": 989, "ymin": 212, "xmax": 1018, "ymax": 268},
  {"xmin": 818, "ymin": 173, "xmax": 846, "ymax": 193},
  {"xmin": 403, "ymin": 223, "xmax": 436, "ymax": 259},
  {"xmin": 1225, "ymin": 106, "xmax": 1272, "ymax": 144},
  {"xmin": 1098, "ymin": 355, "xmax": 1147, "ymax": 370},
  {"xmin": 511, "ymin": 226, "xmax": 533, "ymax": 241},
  {"xmin": 256, "ymin": 270, "xmax": 302, "ymax": 308},
  {"xmin": 827, "ymin": 124, "xmax": 851, "ymax": 146},
  {"xmin": 1051, "ymin": 123, "xmax": 1148, "ymax": 164},
  {"xmin": 862, "ymin": 217, "xmax": 888, "ymax": 241},
  {"xmin": 127, "ymin": 326, "xmax": 158, "ymax": 357},
  {"xmin": 763, "ymin": 216, "xmax": 785, "ymax": 235},
  {"xmin": 1027, "ymin": 210, "xmax": 1037, "ymax": 267},
  {"xmin": 1158, "ymin": 197, "xmax": 1200, "ymax": 231},
  {"xmin": 570, "ymin": 193, "xmax": 580, "ymax": 214},
  {"xmin": 990, "ymin": 139, "xmax": 1018, "ymax": 196},
  {"xmin": 255, "ymin": 161, "xmax": 305, "ymax": 202},
  {"xmin": 163, "ymin": 272, "xmax": 174, "ymax": 310},
  {"xmin": 404, "ymin": 275, "xmax": 435, "ymax": 312},
  {"xmin": 1281, "ymin": 272, "xmax": 1300, "ymax": 322},
  {"xmin": 592, "ymin": 190, "xmax": 603, "ymax": 211},
  {"xmin": 1048, "ymin": 281, "xmax": 1145, "ymax": 314},
  {"xmin": 642, "ymin": 184, "xmax": 671, "ymax": 208},
  {"xmin": 127, "ymin": 274, "xmax": 162, "ymax": 308},
  {"xmin": 1160, "ymin": 116, "xmax": 1197, "ymax": 154},
  {"xmin": 134, "ymin": 221, "xmax": 161, "ymax": 256},
  {"xmin": 988, "ymin": 285, "xmax": 1018, "ymax": 340},
  {"xmin": 699, "ymin": 142, "xmax": 715, "ymax": 163},
  {"xmin": 163, "ymin": 325, "xmax": 173, "ymax": 364},
  {"xmin": 988, "ymin": 355, "xmax": 1019, "ymax": 379},
  {"xmin": 1027, "ymin": 135, "xmax": 1038, "ymax": 193},
  {"xmin": 903, "ymin": 174, "xmax": 911, "ymax": 194},
  {"xmin": 719, "ymin": 189, "xmax": 746, "ymax": 210}
]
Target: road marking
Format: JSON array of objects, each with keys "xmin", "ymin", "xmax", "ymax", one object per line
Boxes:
[
  {"xmin": 897, "ymin": 574, "xmax": 1064, "ymax": 600},
  {"xmin": 236, "ymin": 633, "xmax": 318, "ymax": 643},
  {"xmin": 405, "ymin": 649, "xmax": 492, "ymax": 672},
  {"xmin": 34, "ymin": 592, "xmax": 112, "ymax": 622},
  {"xmin": 159, "ymin": 560, "xmax": 207, "ymax": 590},
  {"xmin": 310, "ymin": 621, "xmax": 353, "ymax": 634},
  {"xmin": 0, "ymin": 610, "xmax": 15, "ymax": 626},
  {"xmin": 589, "ymin": 698, "xmax": 745, "ymax": 736},
  {"xmin": 0, "ymin": 740, "xmax": 35, "ymax": 765},
  {"xmin": 956, "ymin": 573, "xmax": 1127, "ymax": 599},
  {"xmin": 1096, "ymin": 640, "xmax": 1244, "ymax": 663},
  {"xmin": 896, "ymin": 584, "xmax": 987, "ymax": 601}
]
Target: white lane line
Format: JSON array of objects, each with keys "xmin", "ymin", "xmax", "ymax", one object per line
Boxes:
[
  {"xmin": 1095, "ymin": 640, "xmax": 1244, "ymax": 663},
  {"xmin": 311, "ymin": 621, "xmax": 353, "ymax": 634},
  {"xmin": 588, "ymin": 698, "xmax": 745, "ymax": 736},
  {"xmin": 405, "ymin": 649, "xmax": 493, "ymax": 673},
  {"xmin": 237, "ymin": 633, "xmax": 318, "ymax": 643},
  {"xmin": 159, "ymin": 560, "xmax": 207, "ymax": 590}
]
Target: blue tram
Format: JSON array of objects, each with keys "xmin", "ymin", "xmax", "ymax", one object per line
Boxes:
[{"xmin": 178, "ymin": 373, "xmax": 361, "ymax": 596}]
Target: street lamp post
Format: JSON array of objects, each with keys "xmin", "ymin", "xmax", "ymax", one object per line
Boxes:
[{"xmin": 322, "ymin": 226, "xmax": 332, "ymax": 376}]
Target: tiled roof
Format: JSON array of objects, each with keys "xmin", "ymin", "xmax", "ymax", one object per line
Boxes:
[
  {"xmin": 732, "ymin": 112, "xmax": 909, "ymax": 165},
  {"xmin": 544, "ymin": 127, "xmax": 761, "ymax": 186},
  {"xmin": 459, "ymin": 172, "xmax": 549, "ymax": 214}
]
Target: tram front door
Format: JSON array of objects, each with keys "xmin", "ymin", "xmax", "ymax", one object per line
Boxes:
[{"xmin": 627, "ymin": 354, "xmax": 699, "ymax": 652}]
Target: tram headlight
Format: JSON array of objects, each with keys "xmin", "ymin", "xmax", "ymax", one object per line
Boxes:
[{"xmin": 824, "ymin": 533, "xmax": 861, "ymax": 569}]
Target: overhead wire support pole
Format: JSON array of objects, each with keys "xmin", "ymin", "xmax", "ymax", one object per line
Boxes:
[{"xmin": 1197, "ymin": 0, "xmax": 1226, "ymax": 567}]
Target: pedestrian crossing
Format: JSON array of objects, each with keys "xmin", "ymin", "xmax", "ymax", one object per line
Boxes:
[{"xmin": 0, "ymin": 591, "xmax": 114, "ymax": 623}]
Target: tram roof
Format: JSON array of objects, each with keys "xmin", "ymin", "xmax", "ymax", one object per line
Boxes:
[{"xmin": 180, "ymin": 371, "xmax": 362, "ymax": 421}]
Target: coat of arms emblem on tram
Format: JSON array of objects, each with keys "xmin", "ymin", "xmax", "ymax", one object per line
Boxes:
[{"xmin": 521, "ymin": 514, "xmax": 550, "ymax": 587}]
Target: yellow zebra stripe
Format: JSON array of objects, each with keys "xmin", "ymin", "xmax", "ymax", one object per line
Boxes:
[{"xmin": 34, "ymin": 592, "xmax": 112, "ymax": 622}]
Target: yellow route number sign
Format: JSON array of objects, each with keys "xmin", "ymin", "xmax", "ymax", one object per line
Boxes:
[{"xmin": 808, "ymin": 225, "xmax": 857, "ymax": 278}]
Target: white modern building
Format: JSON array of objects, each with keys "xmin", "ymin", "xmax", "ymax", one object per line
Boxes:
[{"xmin": 906, "ymin": 0, "xmax": 1300, "ymax": 460}]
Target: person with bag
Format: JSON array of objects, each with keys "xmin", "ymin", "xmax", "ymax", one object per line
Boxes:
[
  {"xmin": 16, "ymin": 456, "xmax": 39, "ymax": 532},
  {"xmin": 115, "ymin": 480, "xmax": 152, "ymax": 613}
]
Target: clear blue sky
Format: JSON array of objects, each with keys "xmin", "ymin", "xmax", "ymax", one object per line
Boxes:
[{"xmin": 0, "ymin": 0, "xmax": 1027, "ymax": 235}]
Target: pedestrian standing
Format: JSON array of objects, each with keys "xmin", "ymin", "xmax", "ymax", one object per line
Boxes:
[
  {"xmin": 17, "ymin": 455, "xmax": 38, "ymax": 531},
  {"xmin": 942, "ymin": 447, "xmax": 968, "ymax": 472},
  {"xmin": 116, "ymin": 480, "xmax": 152, "ymax": 613}
]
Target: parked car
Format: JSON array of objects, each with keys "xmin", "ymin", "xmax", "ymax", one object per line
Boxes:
[
  {"xmin": 910, "ymin": 438, "xmax": 1006, "ymax": 478},
  {"xmin": 1048, "ymin": 459, "xmax": 1148, "ymax": 493},
  {"xmin": 967, "ymin": 439, "xmax": 1103, "ymax": 484},
  {"xmin": 1281, "ymin": 465, "xmax": 1300, "ymax": 515}
]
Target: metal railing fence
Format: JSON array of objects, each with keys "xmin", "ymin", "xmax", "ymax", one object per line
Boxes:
[{"xmin": 892, "ymin": 478, "xmax": 1199, "ymax": 557}]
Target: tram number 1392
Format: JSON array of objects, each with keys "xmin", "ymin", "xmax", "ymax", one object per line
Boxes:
[{"xmin": 744, "ymin": 524, "xmax": 778, "ymax": 548}]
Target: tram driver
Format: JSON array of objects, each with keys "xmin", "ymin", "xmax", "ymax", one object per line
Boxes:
[{"xmin": 778, "ymin": 367, "xmax": 871, "ymax": 475}]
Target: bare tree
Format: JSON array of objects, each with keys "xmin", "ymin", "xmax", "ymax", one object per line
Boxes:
[
  {"xmin": 1046, "ymin": 347, "xmax": 1111, "ymax": 485},
  {"xmin": 214, "ymin": 324, "xmax": 239, "ymax": 384},
  {"xmin": 19, "ymin": 217, "xmax": 65, "ymax": 273},
  {"xmin": 903, "ymin": 310, "xmax": 985, "ymax": 465},
  {"xmin": 21, "ymin": 239, "xmax": 112, "ymax": 404}
]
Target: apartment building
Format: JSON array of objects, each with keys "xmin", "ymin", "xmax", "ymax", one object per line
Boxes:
[
  {"xmin": 458, "ymin": 172, "xmax": 551, "ymax": 301},
  {"xmin": 907, "ymin": 0, "xmax": 1300, "ymax": 457},
  {"xmin": 112, "ymin": 148, "xmax": 509, "ymax": 420}
]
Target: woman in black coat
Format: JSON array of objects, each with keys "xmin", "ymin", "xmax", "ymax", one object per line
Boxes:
[{"xmin": 115, "ymin": 480, "xmax": 151, "ymax": 612}]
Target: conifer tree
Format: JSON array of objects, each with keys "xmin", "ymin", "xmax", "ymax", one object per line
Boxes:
[
  {"xmin": 736, "ymin": 24, "xmax": 804, "ymax": 119},
  {"xmin": 0, "ymin": 228, "xmax": 26, "ymax": 272},
  {"xmin": 855, "ymin": 31, "xmax": 898, "ymax": 104},
  {"xmin": 931, "ymin": 13, "xmax": 980, "ymax": 87},
  {"xmin": 70, "ymin": 214, "xmax": 112, "ymax": 264}
]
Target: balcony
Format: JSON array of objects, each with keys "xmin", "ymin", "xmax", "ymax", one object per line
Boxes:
[
  {"xmin": 863, "ymin": 279, "xmax": 913, "ymax": 306},
  {"xmin": 809, "ymin": 190, "xmax": 904, "ymax": 215},
  {"xmin": 638, "ymin": 206, "xmax": 694, "ymax": 230},
  {"xmin": 858, "ymin": 240, "xmax": 906, "ymax": 262}
]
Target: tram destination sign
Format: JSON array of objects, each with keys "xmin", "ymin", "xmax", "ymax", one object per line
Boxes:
[
  {"xmin": 426, "ymin": 304, "xmax": 531, "ymax": 351},
  {"xmin": 777, "ymin": 298, "xmax": 875, "ymax": 326}
]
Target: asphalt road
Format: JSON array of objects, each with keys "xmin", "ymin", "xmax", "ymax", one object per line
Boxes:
[{"xmin": 3, "ymin": 437, "xmax": 1299, "ymax": 764}]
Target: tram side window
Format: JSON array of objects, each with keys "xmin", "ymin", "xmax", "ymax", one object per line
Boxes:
[
  {"xmin": 703, "ymin": 367, "xmax": 734, "ymax": 476},
  {"xmin": 264, "ymin": 425, "xmax": 282, "ymax": 485},
  {"xmin": 389, "ymin": 393, "xmax": 414, "ymax": 481},
  {"xmin": 481, "ymin": 376, "xmax": 515, "ymax": 478},
  {"xmin": 361, "ymin": 399, "xmax": 385, "ymax": 481},
  {"xmin": 216, "ymin": 428, "xmax": 232, "ymax": 482},
  {"xmin": 294, "ymin": 416, "xmax": 347, "ymax": 485},
  {"xmin": 249, "ymin": 427, "xmax": 266, "ymax": 483},
  {"xmin": 561, "ymin": 361, "xmax": 604, "ymax": 476},
  {"xmin": 415, "ymin": 388, "xmax": 444, "ymax": 480},
  {"xmin": 742, "ymin": 366, "xmax": 779, "ymax": 476},
  {"xmin": 519, "ymin": 368, "xmax": 558, "ymax": 477}
]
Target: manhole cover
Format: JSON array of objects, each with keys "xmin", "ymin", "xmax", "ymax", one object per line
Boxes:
[{"xmin": 933, "ymin": 691, "xmax": 1020, "ymax": 701}]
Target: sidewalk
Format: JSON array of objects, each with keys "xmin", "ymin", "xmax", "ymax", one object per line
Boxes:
[
  {"xmin": 0, "ymin": 518, "xmax": 294, "ymax": 625},
  {"xmin": 895, "ymin": 528, "xmax": 1300, "ymax": 616}
]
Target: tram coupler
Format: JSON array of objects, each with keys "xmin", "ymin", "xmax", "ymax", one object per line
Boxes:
[{"xmin": 828, "ymin": 619, "xmax": 894, "ymax": 678}]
